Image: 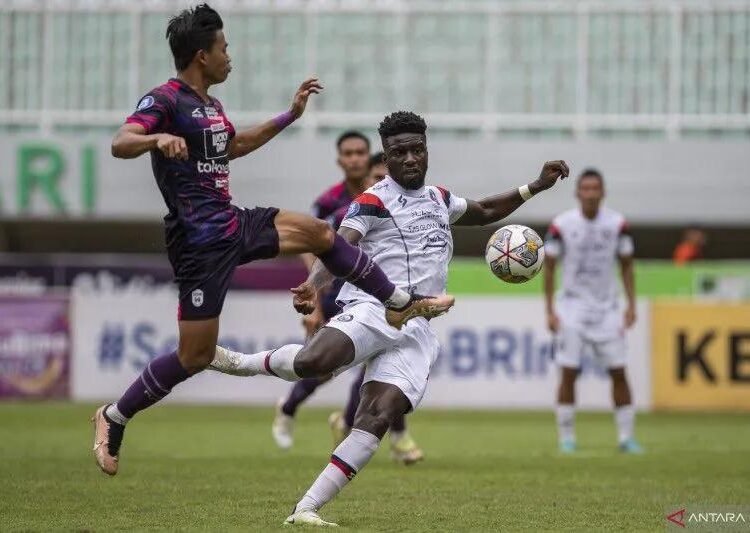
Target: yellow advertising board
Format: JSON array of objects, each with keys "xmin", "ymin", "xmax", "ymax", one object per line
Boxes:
[{"xmin": 652, "ymin": 302, "xmax": 750, "ymax": 411}]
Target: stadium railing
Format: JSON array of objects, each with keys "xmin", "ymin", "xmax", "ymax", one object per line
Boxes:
[{"xmin": 1, "ymin": 0, "xmax": 749, "ymax": 138}]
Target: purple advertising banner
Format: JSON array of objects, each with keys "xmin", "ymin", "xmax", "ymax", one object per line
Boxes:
[
  {"xmin": 0, "ymin": 254, "xmax": 307, "ymax": 293},
  {"xmin": 0, "ymin": 295, "xmax": 70, "ymax": 398}
]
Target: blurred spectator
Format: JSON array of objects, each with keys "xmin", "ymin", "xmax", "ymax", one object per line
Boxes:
[{"xmin": 673, "ymin": 226, "xmax": 707, "ymax": 264}]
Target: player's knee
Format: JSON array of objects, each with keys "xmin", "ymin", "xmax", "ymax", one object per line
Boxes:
[
  {"xmin": 353, "ymin": 409, "xmax": 391, "ymax": 437},
  {"xmin": 609, "ymin": 367, "xmax": 627, "ymax": 384},
  {"xmin": 309, "ymin": 220, "xmax": 335, "ymax": 255},
  {"xmin": 561, "ymin": 367, "xmax": 579, "ymax": 385},
  {"xmin": 178, "ymin": 346, "xmax": 215, "ymax": 373}
]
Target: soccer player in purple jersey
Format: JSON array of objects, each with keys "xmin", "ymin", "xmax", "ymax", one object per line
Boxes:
[
  {"xmin": 91, "ymin": 4, "xmax": 453, "ymax": 476},
  {"xmin": 271, "ymin": 136, "xmax": 423, "ymax": 464}
]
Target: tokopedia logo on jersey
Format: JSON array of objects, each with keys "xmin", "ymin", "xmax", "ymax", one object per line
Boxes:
[{"xmin": 197, "ymin": 160, "xmax": 230, "ymax": 175}]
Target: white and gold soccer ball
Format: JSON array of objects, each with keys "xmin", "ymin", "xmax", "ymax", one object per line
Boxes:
[{"xmin": 485, "ymin": 224, "xmax": 545, "ymax": 283}]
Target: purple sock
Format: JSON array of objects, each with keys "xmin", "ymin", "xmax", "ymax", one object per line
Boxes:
[
  {"xmin": 281, "ymin": 378, "xmax": 323, "ymax": 417},
  {"xmin": 115, "ymin": 351, "xmax": 190, "ymax": 419},
  {"xmin": 344, "ymin": 369, "xmax": 365, "ymax": 427},
  {"xmin": 317, "ymin": 234, "xmax": 396, "ymax": 304}
]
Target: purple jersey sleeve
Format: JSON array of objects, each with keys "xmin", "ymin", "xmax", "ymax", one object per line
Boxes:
[{"xmin": 125, "ymin": 88, "xmax": 175, "ymax": 134}]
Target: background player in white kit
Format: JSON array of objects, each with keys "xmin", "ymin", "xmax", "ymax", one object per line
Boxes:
[
  {"xmin": 544, "ymin": 168, "xmax": 643, "ymax": 455},
  {"xmin": 210, "ymin": 111, "xmax": 569, "ymax": 527}
]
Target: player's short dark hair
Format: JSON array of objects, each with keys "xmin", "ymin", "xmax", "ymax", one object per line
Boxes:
[
  {"xmin": 369, "ymin": 151, "xmax": 385, "ymax": 168},
  {"xmin": 166, "ymin": 4, "xmax": 224, "ymax": 71},
  {"xmin": 378, "ymin": 111, "xmax": 427, "ymax": 139},
  {"xmin": 578, "ymin": 167, "xmax": 604, "ymax": 187},
  {"xmin": 336, "ymin": 131, "xmax": 370, "ymax": 151}
]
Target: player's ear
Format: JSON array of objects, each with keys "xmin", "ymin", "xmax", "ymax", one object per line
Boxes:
[{"xmin": 195, "ymin": 49, "xmax": 208, "ymax": 67}]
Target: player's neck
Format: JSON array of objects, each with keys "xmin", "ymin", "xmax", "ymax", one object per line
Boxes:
[
  {"xmin": 176, "ymin": 70, "xmax": 212, "ymax": 103},
  {"xmin": 581, "ymin": 207, "xmax": 599, "ymax": 220},
  {"xmin": 344, "ymin": 177, "xmax": 367, "ymax": 197}
]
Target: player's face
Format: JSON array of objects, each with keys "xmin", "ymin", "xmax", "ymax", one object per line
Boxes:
[
  {"xmin": 576, "ymin": 175, "xmax": 604, "ymax": 212},
  {"xmin": 337, "ymin": 138, "xmax": 370, "ymax": 181},
  {"xmin": 200, "ymin": 30, "xmax": 232, "ymax": 84},
  {"xmin": 383, "ymin": 133, "xmax": 428, "ymax": 190},
  {"xmin": 369, "ymin": 163, "xmax": 387, "ymax": 184}
]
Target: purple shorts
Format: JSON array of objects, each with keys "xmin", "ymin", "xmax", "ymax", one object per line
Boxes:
[{"xmin": 173, "ymin": 206, "xmax": 280, "ymax": 320}]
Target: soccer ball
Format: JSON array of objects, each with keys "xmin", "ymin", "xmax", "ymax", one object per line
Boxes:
[{"xmin": 485, "ymin": 224, "xmax": 545, "ymax": 283}]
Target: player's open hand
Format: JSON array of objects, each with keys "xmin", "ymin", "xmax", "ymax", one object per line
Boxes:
[
  {"xmin": 291, "ymin": 281, "xmax": 318, "ymax": 315},
  {"xmin": 290, "ymin": 77, "xmax": 323, "ymax": 119},
  {"xmin": 532, "ymin": 160, "xmax": 570, "ymax": 192},
  {"xmin": 156, "ymin": 133, "xmax": 188, "ymax": 160}
]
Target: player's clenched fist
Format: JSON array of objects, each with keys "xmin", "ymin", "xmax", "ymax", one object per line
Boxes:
[
  {"xmin": 533, "ymin": 160, "xmax": 570, "ymax": 192},
  {"xmin": 156, "ymin": 133, "xmax": 188, "ymax": 160},
  {"xmin": 291, "ymin": 281, "xmax": 318, "ymax": 315}
]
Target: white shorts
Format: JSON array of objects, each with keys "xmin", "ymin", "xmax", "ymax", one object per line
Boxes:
[
  {"xmin": 325, "ymin": 300, "xmax": 440, "ymax": 409},
  {"xmin": 555, "ymin": 325, "xmax": 626, "ymax": 369},
  {"xmin": 554, "ymin": 299, "xmax": 627, "ymax": 369}
]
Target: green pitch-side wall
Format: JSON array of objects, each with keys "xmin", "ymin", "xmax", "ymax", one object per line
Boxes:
[{"xmin": 447, "ymin": 260, "xmax": 750, "ymax": 297}]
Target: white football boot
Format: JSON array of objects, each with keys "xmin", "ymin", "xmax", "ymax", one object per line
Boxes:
[{"xmin": 284, "ymin": 509, "xmax": 338, "ymax": 527}]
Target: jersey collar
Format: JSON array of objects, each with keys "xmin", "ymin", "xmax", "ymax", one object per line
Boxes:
[
  {"xmin": 168, "ymin": 77, "xmax": 214, "ymax": 105},
  {"xmin": 384, "ymin": 175, "xmax": 426, "ymax": 197}
]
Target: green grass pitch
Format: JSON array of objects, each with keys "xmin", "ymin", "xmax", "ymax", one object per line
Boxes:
[{"xmin": 1, "ymin": 404, "xmax": 748, "ymax": 531}]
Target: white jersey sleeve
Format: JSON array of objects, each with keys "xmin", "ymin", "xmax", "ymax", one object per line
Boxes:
[
  {"xmin": 617, "ymin": 219, "xmax": 635, "ymax": 257},
  {"xmin": 339, "ymin": 191, "xmax": 389, "ymax": 237},
  {"xmin": 434, "ymin": 186, "xmax": 468, "ymax": 224},
  {"xmin": 544, "ymin": 217, "xmax": 564, "ymax": 258}
]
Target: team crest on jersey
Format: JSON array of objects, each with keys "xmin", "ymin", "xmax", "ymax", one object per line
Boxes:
[
  {"xmin": 337, "ymin": 314, "xmax": 354, "ymax": 322},
  {"xmin": 192, "ymin": 107, "xmax": 204, "ymax": 118},
  {"xmin": 192, "ymin": 289, "xmax": 204, "ymax": 307},
  {"xmin": 345, "ymin": 202, "xmax": 360, "ymax": 218},
  {"xmin": 136, "ymin": 95, "xmax": 154, "ymax": 111}
]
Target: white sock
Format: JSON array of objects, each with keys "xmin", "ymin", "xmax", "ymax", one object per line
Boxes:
[
  {"xmin": 296, "ymin": 429, "xmax": 380, "ymax": 512},
  {"xmin": 209, "ymin": 344, "xmax": 302, "ymax": 381},
  {"xmin": 105, "ymin": 403, "xmax": 129, "ymax": 426},
  {"xmin": 615, "ymin": 405, "xmax": 635, "ymax": 444},
  {"xmin": 384, "ymin": 287, "xmax": 410, "ymax": 309},
  {"xmin": 556, "ymin": 404, "xmax": 576, "ymax": 443}
]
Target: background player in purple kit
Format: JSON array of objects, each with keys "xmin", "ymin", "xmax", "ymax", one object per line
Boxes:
[
  {"xmin": 272, "ymin": 137, "xmax": 424, "ymax": 464},
  {"xmin": 90, "ymin": 4, "xmax": 453, "ymax": 476}
]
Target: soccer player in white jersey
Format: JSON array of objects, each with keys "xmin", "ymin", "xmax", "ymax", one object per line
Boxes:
[
  {"xmin": 210, "ymin": 111, "xmax": 569, "ymax": 527},
  {"xmin": 544, "ymin": 168, "xmax": 643, "ymax": 455}
]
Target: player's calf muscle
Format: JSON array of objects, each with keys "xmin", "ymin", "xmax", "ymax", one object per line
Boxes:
[{"xmin": 293, "ymin": 328, "xmax": 355, "ymax": 377}]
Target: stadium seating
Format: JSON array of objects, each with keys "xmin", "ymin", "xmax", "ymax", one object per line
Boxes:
[{"xmin": 0, "ymin": 2, "xmax": 749, "ymax": 135}]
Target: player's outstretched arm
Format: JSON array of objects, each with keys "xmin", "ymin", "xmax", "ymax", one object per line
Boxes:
[
  {"xmin": 291, "ymin": 227, "xmax": 363, "ymax": 315},
  {"xmin": 111, "ymin": 123, "xmax": 187, "ymax": 160},
  {"xmin": 228, "ymin": 77, "xmax": 323, "ymax": 160},
  {"xmin": 454, "ymin": 160, "xmax": 569, "ymax": 226}
]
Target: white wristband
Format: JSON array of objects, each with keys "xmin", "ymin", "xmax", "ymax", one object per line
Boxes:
[{"xmin": 518, "ymin": 184, "xmax": 533, "ymax": 202}]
